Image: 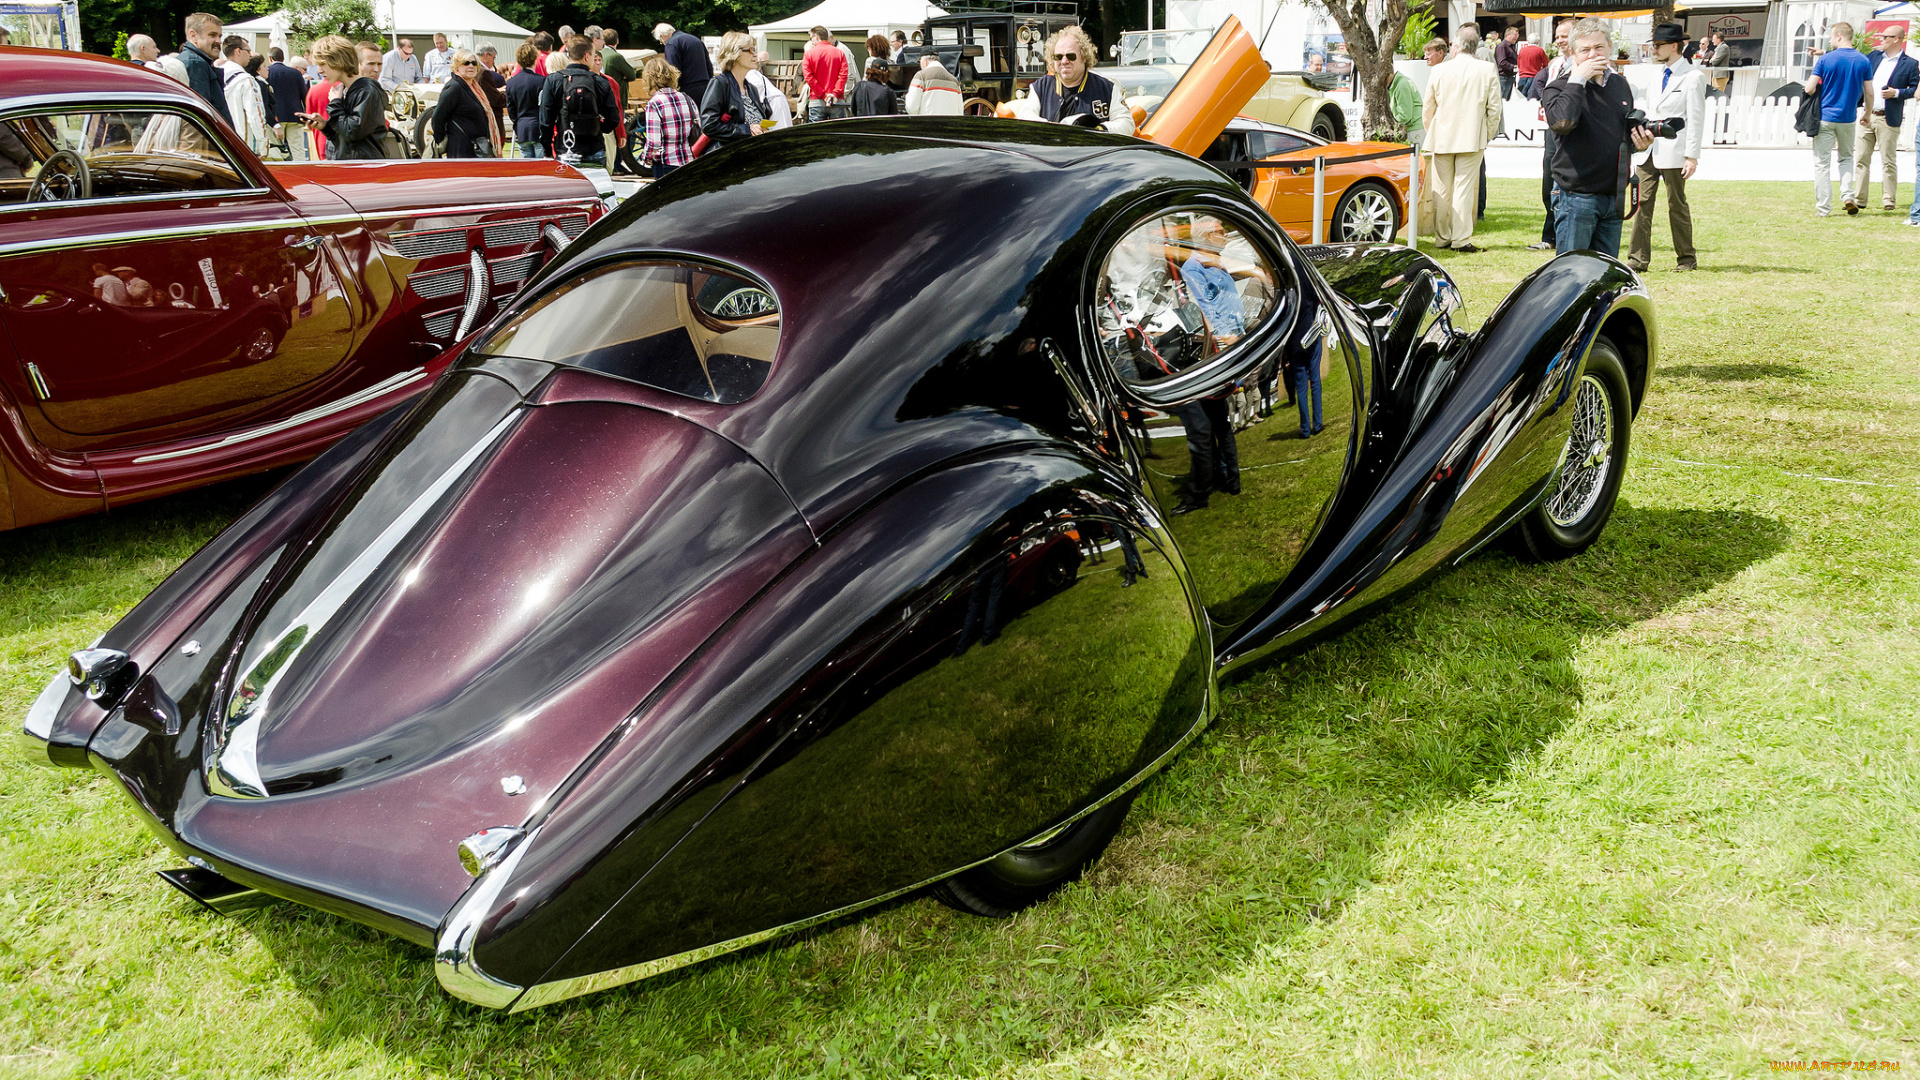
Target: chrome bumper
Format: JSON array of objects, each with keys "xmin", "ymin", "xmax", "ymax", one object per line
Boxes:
[{"xmin": 17, "ymin": 669, "xmax": 68, "ymax": 767}]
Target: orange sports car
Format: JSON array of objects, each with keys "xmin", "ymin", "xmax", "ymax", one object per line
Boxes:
[{"xmin": 1135, "ymin": 17, "xmax": 1412, "ymax": 245}]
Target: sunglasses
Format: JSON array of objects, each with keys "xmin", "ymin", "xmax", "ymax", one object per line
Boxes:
[{"xmin": 1053, "ymin": 51, "xmax": 1078, "ymax": 61}]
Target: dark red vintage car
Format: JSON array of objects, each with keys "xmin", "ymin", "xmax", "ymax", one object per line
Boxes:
[{"xmin": 0, "ymin": 47, "xmax": 605, "ymax": 530}]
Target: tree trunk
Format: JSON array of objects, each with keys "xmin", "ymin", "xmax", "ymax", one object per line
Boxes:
[{"xmin": 1321, "ymin": 0, "xmax": 1415, "ymax": 142}]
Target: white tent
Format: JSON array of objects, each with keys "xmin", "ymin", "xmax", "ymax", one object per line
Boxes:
[
  {"xmin": 750, "ymin": 0, "xmax": 946, "ymax": 60},
  {"xmin": 226, "ymin": 0, "xmax": 533, "ymax": 59}
]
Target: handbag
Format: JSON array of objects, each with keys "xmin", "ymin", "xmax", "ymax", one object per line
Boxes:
[
  {"xmin": 1795, "ymin": 90, "xmax": 1822, "ymax": 138},
  {"xmin": 473, "ymin": 136, "xmax": 496, "ymax": 158},
  {"xmin": 1416, "ymin": 154, "xmax": 1439, "ymax": 237}
]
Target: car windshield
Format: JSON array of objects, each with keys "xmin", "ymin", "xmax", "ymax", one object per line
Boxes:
[
  {"xmin": 1102, "ymin": 65, "xmax": 1181, "ymax": 102},
  {"xmin": 474, "ymin": 261, "xmax": 778, "ymax": 404}
]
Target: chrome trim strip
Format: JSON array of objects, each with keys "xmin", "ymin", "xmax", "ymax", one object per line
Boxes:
[
  {"xmin": 0, "ymin": 202, "xmax": 593, "ymax": 261},
  {"xmin": 0, "ymin": 213, "xmax": 329, "ymax": 259},
  {"xmin": 209, "ymin": 412, "xmax": 518, "ymax": 800},
  {"xmin": 435, "ymin": 825, "xmax": 538, "ymax": 1008},
  {"xmin": 23, "ymin": 362, "xmax": 51, "ymax": 401},
  {"xmin": 453, "ymin": 248, "xmax": 491, "ymax": 341},
  {"xmin": 131, "ymin": 367, "xmax": 430, "ymax": 463},
  {"xmin": 509, "ymin": 679, "xmax": 1220, "ymax": 1013}
]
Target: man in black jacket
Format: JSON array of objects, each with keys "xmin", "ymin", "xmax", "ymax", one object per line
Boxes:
[
  {"xmin": 539, "ymin": 36, "xmax": 619, "ymax": 164},
  {"xmin": 1541, "ymin": 19, "xmax": 1653, "ymax": 257},
  {"xmin": 655, "ymin": 23, "xmax": 712, "ymax": 111},
  {"xmin": 180, "ymin": 12, "xmax": 232, "ymax": 125}
]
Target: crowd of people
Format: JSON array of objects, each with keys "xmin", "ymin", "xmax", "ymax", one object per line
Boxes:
[
  {"xmin": 1393, "ymin": 14, "xmax": 1919, "ymax": 268},
  {"xmin": 122, "ymin": 13, "xmax": 1139, "ymax": 173}
]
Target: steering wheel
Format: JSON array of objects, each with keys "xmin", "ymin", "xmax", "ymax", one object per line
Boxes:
[{"xmin": 28, "ymin": 149, "xmax": 91, "ymax": 203}]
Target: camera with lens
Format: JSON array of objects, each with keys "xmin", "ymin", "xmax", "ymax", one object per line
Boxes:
[{"xmin": 1624, "ymin": 109, "xmax": 1686, "ymax": 139}]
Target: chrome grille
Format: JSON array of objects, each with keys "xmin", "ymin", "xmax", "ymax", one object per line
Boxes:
[
  {"xmin": 483, "ymin": 219, "xmax": 542, "ymax": 247},
  {"xmin": 392, "ymin": 230, "xmax": 467, "ymax": 260},
  {"xmin": 423, "ymin": 310, "xmax": 460, "ymax": 339},
  {"xmin": 490, "ymin": 252, "xmax": 542, "ymax": 286},
  {"xmin": 410, "ymin": 266, "xmax": 467, "ymax": 300},
  {"xmin": 556, "ymin": 214, "xmax": 590, "ymax": 239}
]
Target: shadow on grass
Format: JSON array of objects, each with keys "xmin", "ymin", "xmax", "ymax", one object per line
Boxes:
[
  {"xmin": 1661, "ymin": 362, "xmax": 1812, "ymax": 382},
  {"xmin": 211, "ymin": 503, "xmax": 1783, "ymax": 1078}
]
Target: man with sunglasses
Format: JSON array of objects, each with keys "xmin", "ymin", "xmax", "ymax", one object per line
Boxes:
[{"xmin": 1014, "ymin": 25, "xmax": 1133, "ymax": 135}]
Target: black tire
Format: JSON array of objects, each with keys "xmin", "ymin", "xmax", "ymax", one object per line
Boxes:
[
  {"xmin": 1330, "ymin": 181, "xmax": 1400, "ymax": 243},
  {"xmin": 931, "ymin": 790, "xmax": 1136, "ymax": 917},
  {"xmin": 1510, "ymin": 336, "xmax": 1632, "ymax": 560},
  {"xmin": 413, "ymin": 108, "xmax": 434, "ymax": 158},
  {"xmin": 1310, "ymin": 108, "xmax": 1344, "ymax": 142}
]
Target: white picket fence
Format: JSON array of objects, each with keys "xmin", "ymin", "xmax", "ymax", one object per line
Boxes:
[
  {"xmin": 1704, "ymin": 96, "xmax": 1811, "ymax": 147},
  {"xmin": 1491, "ymin": 95, "xmax": 1914, "ymax": 151}
]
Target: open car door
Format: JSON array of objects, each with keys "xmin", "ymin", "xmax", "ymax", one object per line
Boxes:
[{"xmin": 1136, "ymin": 16, "xmax": 1270, "ymax": 159}]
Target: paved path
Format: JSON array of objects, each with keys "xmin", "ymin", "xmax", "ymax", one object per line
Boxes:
[{"xmin": 1483, "ymin": 142, "xmax": 1918, "ymax": 184}]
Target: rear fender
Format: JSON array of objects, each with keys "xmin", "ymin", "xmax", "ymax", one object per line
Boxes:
[
  {"xmin": 450, "ymin": 449, "xmax": 1211, "ymax": 1008},
  {"xmin": 1219, "ymin": 251, "xmax": 1651, "ymax": 668}
]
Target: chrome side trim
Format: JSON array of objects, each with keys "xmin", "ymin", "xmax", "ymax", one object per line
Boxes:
[
  {"xmin": 23, "ymin": 362, "xmax": 51, "ymax": 401},
  {"xmin": 453, "ymin": 249, "xmax": 491, "ymax": 341},
  {"xmin": 0, "ymin": 201, "xmax": 595, "ymax": 261},
  {"xmin": 131, "ymin": 367, "xmax": 430, "ymax": 463},
  {"xmin": 435, "ymin": 825, "xmax": 538, "ymax": 1008},
  {"xmin": 208, "ymin": 412, "xmax": 518, "ymax": 800},
  {"xmin": 509, "ymin": 679, "xmax": 1220, "ymax": 1013},
  {"xmin": 0, "ymin": 213, "xmax": 337, "ymax": 259}
]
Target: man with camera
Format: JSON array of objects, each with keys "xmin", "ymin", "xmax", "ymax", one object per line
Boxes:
[
  {"xmin": 1628, "ymin": 24, "xmax": 1706, "ymax": 272},
  {"xmin": 1542, "ymin": 19, "xmax": 1656, "ymax": 258}
]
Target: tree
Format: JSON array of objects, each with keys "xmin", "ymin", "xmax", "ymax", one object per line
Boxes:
[
  {"xmin": 234, "ymin": 0, "xmax": 381, "ymax": 42},
  {"xmin": 1318, "ymin": 0, "xmax": 1416, "ymax": 141}
]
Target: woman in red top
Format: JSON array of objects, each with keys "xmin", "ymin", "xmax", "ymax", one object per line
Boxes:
[{"xmin": 304, "ymin": 76, "xmax": 334, "ymax": 157}]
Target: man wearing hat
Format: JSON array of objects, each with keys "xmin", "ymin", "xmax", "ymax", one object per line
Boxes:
[{"xmin": 1627, "ymin": 23, "xmax": 1706, "ymax": 272}]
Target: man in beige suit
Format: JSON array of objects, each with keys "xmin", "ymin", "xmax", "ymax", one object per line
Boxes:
[{"xmin": 1422, "ymin": 25, "xmax": 1504, "ymax": 252}]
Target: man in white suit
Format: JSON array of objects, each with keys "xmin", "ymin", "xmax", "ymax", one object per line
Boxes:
[
  {"xmin": 1627, "ymin": 23, "xmax": 1706, "ymax": 271},
  {"xmin": 1422, "ymin": 25, "xmax": 1504, "ymax": 252}
]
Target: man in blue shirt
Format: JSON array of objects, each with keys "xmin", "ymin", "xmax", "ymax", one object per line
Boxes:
[{"xmin": 1806, "ymin": 22, "xmax": 1875, "ymax": 215}]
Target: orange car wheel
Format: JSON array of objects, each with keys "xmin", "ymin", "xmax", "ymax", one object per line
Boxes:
[{"xmin": 1330, "ymin": 181, "xmax": 1400, "ymax": 243}]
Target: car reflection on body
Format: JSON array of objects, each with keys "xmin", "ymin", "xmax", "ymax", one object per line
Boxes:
[
  {"xmin": 23, "ymin": 94, "xmax": 1653, "ymax": 1011},
  {"xmin": 1125, "ymin": 17, "xmax": 1412, "ymax": 245},
  {"xmin": 0, "ymin": 47, "xmax": 605, "ymax": 531}
]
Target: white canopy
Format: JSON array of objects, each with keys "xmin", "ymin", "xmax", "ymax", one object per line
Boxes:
[
  {"xmin": 226, "ymin": 0, "xmax": 532, "ymax": 54},
  {"xmin": 750, "ymin": 0, "xmax": 945, "ymax": 36}
]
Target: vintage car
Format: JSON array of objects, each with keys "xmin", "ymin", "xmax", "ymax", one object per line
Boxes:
[
  {"xmin": 1129, "ymin": 17, "xmax": 1408, "ymax": 245},
  {"xmin": 0, "ymin": 48, "xmax": 605, "ymax": 531},
  {"xmin": 891, "ymin": 0, "xmax": 1082, "ymax": 113},
  {"xmin": 21, "ymin": 115, "xmax": 1653, "ymax": 1010},
  {"xmin": 1102, "ymin": 60, "xmax": 1349, "ymax": 141}
]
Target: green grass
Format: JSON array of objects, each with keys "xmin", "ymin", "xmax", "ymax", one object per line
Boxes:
[{"xmin": 2, "ymin": 180, "xmax": 1917, "ymax": 1077}]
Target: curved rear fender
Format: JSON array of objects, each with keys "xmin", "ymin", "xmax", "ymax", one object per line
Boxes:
[
  {"xmin": 1221, "ymin": 252, "xmax": 1647, "ymax": 668},
  {"xmin": 450, "ymin": 449, "xmax": 1209, "ymax": 1007}
]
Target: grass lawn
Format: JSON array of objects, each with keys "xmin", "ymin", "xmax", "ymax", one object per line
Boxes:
[{"xmin": 2, "ymin": 179, "xmax": 1917, "ymax": 1078}]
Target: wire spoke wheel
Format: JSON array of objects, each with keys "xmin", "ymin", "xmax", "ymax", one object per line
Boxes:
[
  {"xmin": 1545, "ymin": 372, "xmax": 1614, "ymax": 526},
  {"xmin": 1508, "ymin": 335, "xmax": 1633, "ymax": 561}
]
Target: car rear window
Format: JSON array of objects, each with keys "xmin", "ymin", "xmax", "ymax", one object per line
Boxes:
[{"xmin": 474, "ymin": 261, "xmax": 778, "ymax": 404}]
